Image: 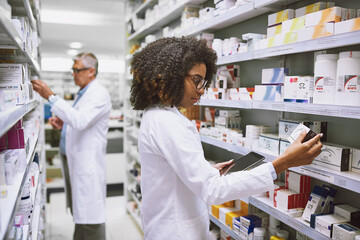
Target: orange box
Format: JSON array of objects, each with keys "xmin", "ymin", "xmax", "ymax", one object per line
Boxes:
[
  {"xmin": 225, "ymin": 210, "xmax": 243, "ymax": 229},
  {"xmin": 334, "ymin": 17, "xmax": 360, "ymax": 34},
  {"xmin": 211, "ymin": 204, "xmax": 227, "ymax": 219}
]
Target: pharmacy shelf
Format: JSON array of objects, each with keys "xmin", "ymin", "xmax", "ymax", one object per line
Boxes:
[
  {"xmin": 249, "ymin": 196, "xmax": 330, "ymax": 240},
  {"xmin": 199, "ymin": 99, "xmax": 252, "ymax": 109},
  {"xmin": 127, "ymin": 187, "xmax": 141, "ymax": 208},
  {"xmin": 180, "ymin": 2, "xmax": 272, "ymax": 37},
  {"xmin": 10, "ymin": 0, "xmax": 37, "ymax": 31},
  {"xmin": 0, "ymin": 133, "xmax": 39, "ymax": 240},
  {"xmin": 198, "ymin": 99, "xmax": 360, "ymax": 120},
  {"xmin": 0, "ymin": 100, "xmax": 38, "ymax": 137},
  {"xmin": 126, "ymin": 205, "xmax": 142, "ymax": 230},
  {"xmin": 209, "ymin": 214, "xmax": 241, "ymax": 240},
  {"xmin": 200, "ymin": 135, "xmax": 360, "ymax": 193},
  {"xmin": 127, "ymin": 0, "xmax": 206, "ymax": 41},
  {"xmin": 200, "ymin": 135, "xmax": 250, "ymax": 155},
  {"xmin": 254, "ymin": 31, "xmax": 360, "ymax": 59},
  {"xmin": 254, "ymin": 0, "xmax": 300, "ymax": 8},
  {"xmin": 30, "ymin": 203, "xmax": 41, "ymax": 240},
  {"xmin": 216, "ymin": 31, "xmax": 360, "ymax": 66},
  {"xmin": 126, "ymin": 0, "xmax": 158, "ymax": 22},
  {"xmin": 217, "ymin": 52, "xmax": 253, "ymax": 65},
  {"xmin": 0, "ymin": 6, "xmax": 40, "ymax": 74}
]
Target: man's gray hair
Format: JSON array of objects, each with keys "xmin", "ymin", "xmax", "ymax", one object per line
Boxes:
[{"xmin": 73, "ymin": 52, "xmax": 99, "ymax": 76}]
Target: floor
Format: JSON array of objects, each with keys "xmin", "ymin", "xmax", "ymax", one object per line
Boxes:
[{"xmin": 45, "ymin": 193, "xmax": 143, "ymax": 240}]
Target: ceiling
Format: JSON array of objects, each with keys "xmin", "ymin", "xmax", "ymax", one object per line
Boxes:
[{"xmin": 40, "ymin": 0, "xmax": 125, "ymax": 59}]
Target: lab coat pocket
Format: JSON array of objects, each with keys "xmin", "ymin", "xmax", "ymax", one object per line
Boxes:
[
  {"xmin": 73, "ymin": 150, "xmax": 95, "ymax": 176},
  {"xmin": 180, "ymin": 211, "xmax": 209, "ymax": 240}
]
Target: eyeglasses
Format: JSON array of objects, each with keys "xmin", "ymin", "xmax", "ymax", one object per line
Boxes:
[
  {"xmin": 187, "ymin": 74, "xmax": 208, "ymax": 90},
  {"xmin": 71, "ymin": 67, "xmax": 90, "ymax": 74}
]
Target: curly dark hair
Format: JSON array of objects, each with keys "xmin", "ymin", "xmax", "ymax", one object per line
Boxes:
[{"xmin": 130, "ymin": 37, "xmax": 217, "ymax": 110}]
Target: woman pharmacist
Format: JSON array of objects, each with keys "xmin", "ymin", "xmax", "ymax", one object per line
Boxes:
[{"xmin": 130, "ymin": 37, "xmax": 323, "ymax": 240}]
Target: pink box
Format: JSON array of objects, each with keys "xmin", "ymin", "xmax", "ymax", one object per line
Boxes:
[
  {"xmin": 7, "ymin": 128, "xmax": 25, "ymax": 149},
  {"xmin": 0, "ymin": 135, "xmax": 7, "ymax": 151}
]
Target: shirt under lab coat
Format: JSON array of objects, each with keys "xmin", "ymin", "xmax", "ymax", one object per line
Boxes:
[{"xmin": 138, "ymin": 105, "xmax": 275, "ymax": 240}]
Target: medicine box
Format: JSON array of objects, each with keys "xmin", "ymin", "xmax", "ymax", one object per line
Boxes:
[
  {"xmin": 261, "ymin": 68, "xmax": 288, "ymax": 85},
  {"xmin": 284, "ymin": 208, "xmax": 304, "ymax": 218},
  {"xmin": 253, "ymin": 85, "xmax": 282, "ymax": 102},
  {"xmin": 321, "ymin": 185, "xmax": 337, "ymax": 214},
  {"xmin": 274, "ymin": 189, "xmax": 309, "ymax": 210},
  {"xmin": 352, "ymin": 148, "xmax": 360, "ymax": 174},
  {"xmin": 295, "ymin": 2, "xmax": 327, "ymax": 18},
  {"xmin": 279, "ymin": 119, "xmax": 301, "ymax": 139},
  {"xmin": 282, "ymin": 16, "xmax": 305, "ymax": 33},
  {"xmin": 332, "ymin": 223, "xmax": 360, "ymax": 240},
  {"xmin": 211, "ymin": 204, "xmax": 227, "ymax": 219},
  {"xmin": 284, "ymin": 76, "xmax": 298, "ymax": 102},
  {"xmin": 268, "ymin": 9, "xmax": 295, "ymax": 27},
  {"xmin": 297, "ymin": 23, "xmax": 334, "ymax": 42},
  {"xmin": 259, "ymin": 134, "xmax": 280, "ymax": 156},
  {"xmin": 0, "ymin": 64, "xmax": 25, "ymax": 88},
  {"xmin": 296, "ymin": 76, "xmax": 314, "ymax": 103},
  {"xmin": 274, "ymin": 32, "xmax": 298, "ymax": 46},
  {"xmin": 314, "ymin": 214, "xmax": 348, "ymax": 238},
  {"xmin": 334, "ymin": 204, "xmax": 360, "ymax": 221},
  {"xmin": 285, "ymin": 171, "xmax": 311, "ymax": 193},
  {"xmin": 313, "ymin": 143, "xmax": 351, "ymax": 172},
  {"xmin": 342, "ymin": 9, "xmax": 357, "ymax": 21},
  {"xmin": 302, "ymin": 185, "xmax": 329, "ymax": 222},
  {"xmin": 225, "ymin": 210, "xmax": 243, "ymax": 229},
  {"xmin": 279, "ymin": 139, "xmax": 290, "ymax": 155},
  {"xmin": 267, "ymin": 24, "xmax": 282, "ymax": 38},
  {"xmin": 334, "ymin": 17, "xmax": 360, "ymax": 35},
  {"xmin": 216, "ymin": 74, "xmax": 227, "ymax": 89},
  {"xmin": 305, "ymin": 7, "xmax": 343, "ymax": 27},
  {"xmin": 219, "ymin": 207, "xmax": 240, "ymax": 226},
  {"xmin": 228, "ymin": 87, "xmax": 253, "ymax": 101}
]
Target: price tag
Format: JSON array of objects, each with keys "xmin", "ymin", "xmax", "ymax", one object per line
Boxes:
[{"xmin": 299, "ymin": 167, "xmax": 335, "ymax": 183}]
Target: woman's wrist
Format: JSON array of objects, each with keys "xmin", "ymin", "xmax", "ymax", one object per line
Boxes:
[{"xmin": 272, "ymin": 154, "xmax": 291, "ymax": 175}]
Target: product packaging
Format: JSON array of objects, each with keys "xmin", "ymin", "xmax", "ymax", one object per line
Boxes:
[
  {"xmin": 258, "ymin": 134, "xmax": 280, "ymax": 156},
  {"xmin": 253, "ymin": 85, "xmax": 283, "ymax": 102},
  {"xmin": 334, "ymin": 17, "xmax": 360, "ymax": 34},
  {"xmin": 352, "ymin": 148, "xmax": 360, "ymax": 174},
  {"xmin": 302, "ymin": 185, "xmax": 329, "ymax": 222},
  {"xmin": 305, "ymin": 7, "xmax": 343, "ymax": 27},
  {"xmin": 314, "ymin": 214, "xmax": 348, "ymax": 238},
  {"xmin": 261, "ymin": 68, "xmax": 288, "ymax": 85},
  {"xmin": 313, "ymin": 143, "xmax": 351, "ymax": 172},
  {"xmin": 297, "ymin": 23, "xmax": 334, "ymax": 42},
  {"xmin": 268, "ymin": 9, "xmax": 295, "ymax": 26},
  {"xmin": 332, "ymin": 223, "xmax": 360, "ymax": 240},
  {"xmin": 295, "ymin": 2, "xmax": 327, "ymax": 18}
]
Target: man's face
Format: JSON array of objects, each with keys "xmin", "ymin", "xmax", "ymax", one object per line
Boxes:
[{"xmin": 72, "ymin": 60, "xmax": 92, "ymax": 88}]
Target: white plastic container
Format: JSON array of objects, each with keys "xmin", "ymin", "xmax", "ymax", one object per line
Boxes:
[
  {"xmin": 335, "ymin": 51, "xmax": 360, "ymax": 106},
  {"xmin": 276, "ymin": 229, "xmax": 289, "ymax": 240},
  {"xmin": 269, "ymin": 215, "xmax": 280, "ymax": 229},
  {"xmin": 314, "ymin": 54, "xmax": 339, "ymax": 104},
  {"xmin": 212, "ymin": 39, "xmax": 223, "ymax": 58},
  {"xmin": 254, "ymin": 227, "xmax": 266, "ymax": 240}
]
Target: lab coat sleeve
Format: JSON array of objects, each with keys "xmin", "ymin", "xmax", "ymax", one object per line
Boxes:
[
  {"xmin": 50, "ymin": 91, "xmax": 111, "ymax": 131},
  {"xmin": 150, "ymin": 119, "xmax": 274, "ymax": 205}
]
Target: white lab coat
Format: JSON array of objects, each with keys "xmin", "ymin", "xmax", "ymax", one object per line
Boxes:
[
  {"xmin": 138, "ymin": 105, "xmax": 275, "ymax": 240},
  {"xmin": 51, "ymin": 80, "xmax": 111, "ymax": 224}
]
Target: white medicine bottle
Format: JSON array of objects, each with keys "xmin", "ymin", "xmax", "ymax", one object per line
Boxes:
[
  {"xmin": 212, "ymin": 39, "xmax": 223, "ymax": 58},
  {"xmin": 335, "ymin": 51, "xmax": 360, "ymax": 106},
  {"xmin": 276, "ymin": 229, "xmax": 289, "ymax": 240},
  {"xmin": 313, "ymin": 54, "xmax": 339, "ymax": 104},
  {"xmin": 254, "ymin": 227, "xmax": 266, "ymax": 240}
]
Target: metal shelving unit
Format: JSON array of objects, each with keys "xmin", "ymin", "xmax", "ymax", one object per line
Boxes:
[
  {"xmin": 199, "ymin": 99, "xmax": 360, "ymax": 119},
  {"xmin": 0, "ymin": 133, "xmax": 39, "ymax": 240},
  {"xmin": 126, "ymin": 0, "xmax": 158, "ymax": 22},
  {"xmin": 249, "ymin": 197, "xmax": 330, "ymax": 240},
  {"xmin": 0, "ymin": 100, "xmax": 38, "ymax": 137},
  {"xmin": 209, "ymin": 214, "xmax": 241, "ymax": 240}
]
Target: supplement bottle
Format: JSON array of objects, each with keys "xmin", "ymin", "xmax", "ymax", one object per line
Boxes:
[{"xmin": 314, "ymin": 54, "xmax": 339, "ymax": 104}]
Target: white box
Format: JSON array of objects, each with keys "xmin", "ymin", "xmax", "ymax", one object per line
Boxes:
[
  {"xmin": 279, "ymin": 139, "xmax": 290, "ymax": 155},
  {"xmin": 284, "ymin": 208, "xmax": 304, "ymax": 218},
  {"xmin": 352, "ymin": 148, "xmax": 360, "ymax": 174},
  {"xmin": 284, "ymin": 76, "xmax": 298, "ymax": 102},
  {"xmin": 305, "ymin": 7, "xmax": 343, "ymax": 27},
  {"xmin": 274, "ymin": 188, "xmax": 297, "ymax": 210},
  {"xmin": 216, "ymin": 74, "xmax": 227, "ymax": 89},
  {"xmin": 314, "ymin": 214, "xmax": 348, "ymax": 238},
  {"xmin": 332, "ymin": 223, "xmax": 360, "ymax": 240},
  {"xmin": 219, "ymin": 109, "xmax": 240, "ymax": 117},
  {"xmin": 261, "ymin": 68, "xmax": 288, "ymax": 85},
  {"xmin": 0, "ymin": 64, "xmax": 25, "ymax": 89},
  {"xmin": 267, "ymin": 24, "xmax": 282, "ymax": 38},
  {"xmin": 297, "ymin": 23, "xmax": 334, "ymax": 42},
  {"xmin": 321, "ymin": 185, "xmax": 337, "ymax": 214},
  {"xmin": 296, "ymin": 76, "xmax": 314, "ymax": 103},
  {"xmin": 286, "ymin": 171, "xmax": 311, "ymax": 193},
  {"xmin": 228, "ymin": 88, "xmax": 253, "ymax": 101},
  {"xmin": 253, "ymin": 85, "xmax": 282, "ymax": 102},
  {"xmin": 334, "ymin": 204, "xmax": 360, "ymax": 221},
  {"xmin": 295, "ymin": 2, "xmax": 327, "ymax": 18},
  {"xmin": 259, "ymin": 134, "xmax": 280, "ymax": 156},
  {"xmin": 282, "ymin": 16, "xmax": 305, "ymax": 33},
  {"xmin": 268, "ymin": 9, "xmax": 294, "ymax": 26},
  {"xmin": 219, "ymin": 207, "xmax": 240, "ymax": 225},
  {"xmin": 314, "ymin": 143, "xmax": 351, "ymax": 172},
  {"xmin": 287, "ymin": 123, "xmax": 310, "ymax": 143},
  {"xmin": 302, "ymin": 185, "xmax": 328, "ymax": 222},
  {"xmin": 274, "ymin": 32, "xmax": 298, "ymax": 46},
  {"xmin": 342, "ymin": 9, "xmax": 357, "ymax": 21},
  {"xmin": 334, "ymin": 17, "xmax": 360, "ymax": 35},
  {"xmin": 279, "ymin": 119, "xmax": 300, "ymax": 139}
]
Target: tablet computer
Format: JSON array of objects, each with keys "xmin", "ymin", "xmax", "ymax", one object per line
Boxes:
[{"xmin": 220, "ymin": 151, "xmax": 266, "ymax": 176}]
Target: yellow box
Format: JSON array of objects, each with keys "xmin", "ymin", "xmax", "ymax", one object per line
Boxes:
[
  {"xmin": 220, "ymin": 207, "xmax": 240, "ymax": 225},
  {"xmin": 295, "ymin": 2, "xmax": 327, "ymax": 18},
  {"xmin": 268, "ymin": 9, "xmax": 294, "ymax": 26},
  {"xmin": 305, "ymin": 7, "xmax": 342, "ymax": 27},
  {"xmin": 334, "ymin": 17, "xmax": 360, "ymax": 34},
  {"xmin": 282, "ymin": 16, "xmax": 305, "ymax": 33},
  {"xmin": 224, "ymin": 200, "xmax": 235, "ymax": 208},
  {"xmin": 225, "ymin": 210, "xmax": 243, "ymax": 229},
  {"xmin": 267, "ymin": 24, "xmax": 282, "ymax": 38},
  {"xmin": 240, "ymin": 201, "xmax": 249, "ymax": 215},
  {"xmin": 298, "ymin": 23, "xmax": 334, "ymax": 42},
  {"xmin": 211, "ymin": 204, "xmax": 226, "ymax": 219}
]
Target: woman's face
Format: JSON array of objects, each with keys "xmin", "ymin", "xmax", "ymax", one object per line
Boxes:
[{"xmin": 180, "ymin": 63, "xmax": 207, "ymax": 108}]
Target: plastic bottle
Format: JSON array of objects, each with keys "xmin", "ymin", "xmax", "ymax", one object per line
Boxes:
[
  {"xmin": 254, "ymin": 227, "xmax": 266, "ymax": 240},
  {"xmin": 212, "ymin": 39, "xmax": 223, "ymax": 58},
  {"xmin": 335, "ymin": 51, "xmax": 360, "ymax": 106},
  {"xmin": 313, "ymin": 54, "xmax": 339, "ymax": 104},
  {"xmin": 276, "ymin": 229, "xmax": 289, "ymax": 240}
]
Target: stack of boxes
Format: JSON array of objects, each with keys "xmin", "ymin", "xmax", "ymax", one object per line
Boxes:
[
  {"xmin": 260, "ymin": 2, "xmax": 358, "ymax": 49},
  {"xmin": 236, "ymin": 212, "xmax": 269, "ymax": 239},
  {"xmin": 253, "ymin": 68, "xmax": 288, "ymax": 102}
]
